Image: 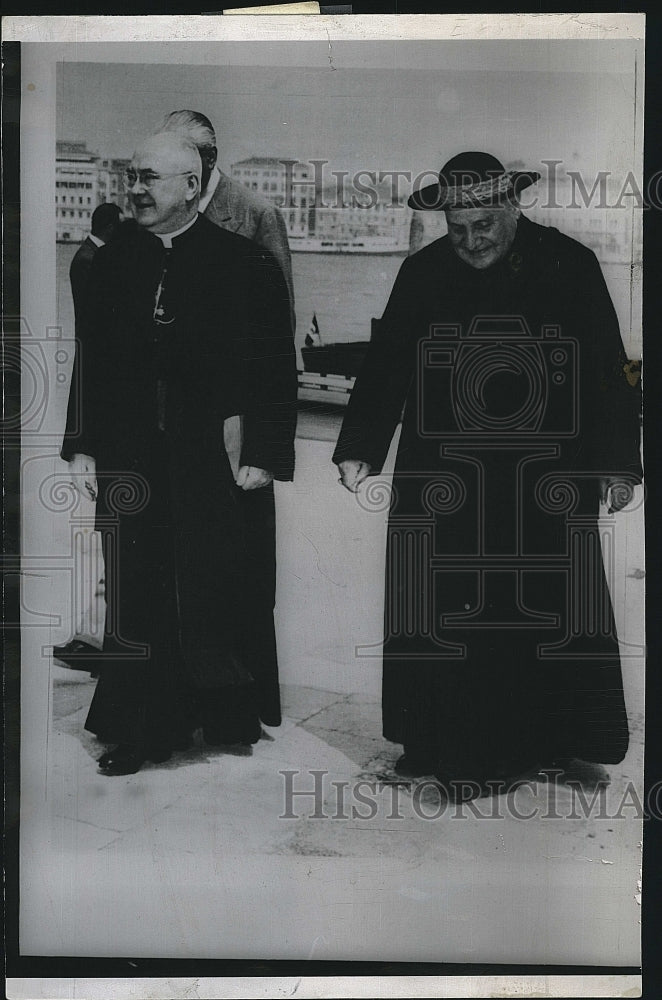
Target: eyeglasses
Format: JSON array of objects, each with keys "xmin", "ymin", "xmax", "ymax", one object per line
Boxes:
[{"xmin": 122, "ymin": 169, "xmax": 193, "ymax": 190}]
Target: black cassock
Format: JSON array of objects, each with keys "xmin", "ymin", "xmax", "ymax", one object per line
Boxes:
[
  {"xmin": 62, "ymin": 214, "xmax": 297, "ymax": 747},
  {"xmin": 333, "ymin": 215, "xmax": 642, "ymax": 777}
]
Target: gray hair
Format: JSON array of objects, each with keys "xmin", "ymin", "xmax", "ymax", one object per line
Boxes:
[{"xmin": 159, "ymin": 110, "xmax": 216, "ymax": 154}]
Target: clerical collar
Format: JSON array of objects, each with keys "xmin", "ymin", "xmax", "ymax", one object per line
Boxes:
[
  {"xmin": 153, "ymin": 213, "xmax": 199, "ymax": 249},
  {"xmin": 89, "ymin": 234, "xmax": 105, "ymax": 248},
  {"xmin": 199, "ymin": 166, "xmax": 221, "ymax": 213}
]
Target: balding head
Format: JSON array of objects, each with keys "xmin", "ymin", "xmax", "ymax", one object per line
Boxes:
[
  {"xmin": 127, "ymin": 132, "xmax": 202, "ymax": 234},
  {"xmin": 135, "ymin": 132, "xmax": 202, "ymax": 181}
]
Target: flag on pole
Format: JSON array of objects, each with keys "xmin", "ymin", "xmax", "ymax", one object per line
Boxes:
[{"xmin": 305, "ymin": 313, "xmax": 323, "ymax": 347}]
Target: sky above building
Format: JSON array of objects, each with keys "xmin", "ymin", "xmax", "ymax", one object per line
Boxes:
[{"xmin": 56, "ymin": 39, "xmax": 641, "ymax": 192}]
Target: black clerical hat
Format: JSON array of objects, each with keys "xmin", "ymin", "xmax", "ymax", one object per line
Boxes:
[{"xmin": 408, "ymin": 151, "xmax": 540, "ymax": 211}]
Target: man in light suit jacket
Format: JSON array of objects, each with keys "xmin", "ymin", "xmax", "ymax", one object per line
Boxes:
[{"xmin": 160, "ymin": 110, "xmax": 295, "ymax": 330}]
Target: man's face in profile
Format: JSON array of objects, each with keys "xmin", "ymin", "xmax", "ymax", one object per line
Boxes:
[{"xmin": 445, "ymin": 204, "xmax": 520, "ymax": 270}]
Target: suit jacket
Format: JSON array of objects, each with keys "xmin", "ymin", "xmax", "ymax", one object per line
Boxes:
[
  {"xmin": 69, "ymin": 237, "xmax": 99, "ymax": 320},
  {"xmin": 203, "ymin": 170, "xmax": 295, "ymax": 331}
]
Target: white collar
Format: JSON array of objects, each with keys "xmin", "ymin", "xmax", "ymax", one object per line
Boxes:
[
  {"xmin": 153, "ymin": 212, "xmax": 199, "ymax": 249},
  {"xmin": 88, "ymin": 234, "xmax": 105, "ymax": 248},
  {"xmin": 199, "ymin": 166, "xmax": 221, "ymax": 214}
]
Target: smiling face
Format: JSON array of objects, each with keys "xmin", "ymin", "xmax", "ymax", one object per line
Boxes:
[
  {"xmin": 445, "ymin": 203, "xmax": 520, "ymax": 270},
  {"xmin": 128, "ymin": 133, "xmax": 201, "ymax": 234}
]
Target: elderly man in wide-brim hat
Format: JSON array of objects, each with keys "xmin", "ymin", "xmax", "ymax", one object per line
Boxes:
[{"xmin": 333, "ymin": 151, "xmax": 642, "ymax": 798}]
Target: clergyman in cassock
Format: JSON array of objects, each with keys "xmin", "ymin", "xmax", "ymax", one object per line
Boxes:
[
  {"xmin": 61, "ymin": 132, "xmax": 297, "ymax": 776},
  {"xmin": 157, "ymin": 109, "xmax": 296, "ymax": 761},
  {"xmin": 333, "ymin": 151, "xmax": 642, "ymax": 798}
]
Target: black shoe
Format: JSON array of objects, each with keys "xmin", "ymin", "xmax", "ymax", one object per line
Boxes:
[
  {"xmin": 98, "ymin": 743, "xmax": 172, "ymax": 776},
  {"xmin": 53, "ymin": 638, "xmax": 102, "ymax": 672}
]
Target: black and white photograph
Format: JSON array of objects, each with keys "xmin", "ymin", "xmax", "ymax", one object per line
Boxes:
[{"xmin": 4, "ymin": 12, "xmax": 650, "ymax": 999}]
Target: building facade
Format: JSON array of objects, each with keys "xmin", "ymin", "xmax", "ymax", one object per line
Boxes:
[
  {"xmin": 96, "ymin": 156, "xmax": 131, "ymax": 217},
  {"xmin": 230, "ymin": 158, "xmax": 411, "ymax": 252},
  {"xmin": 310, "ymin": 177, "xmax": 411, "ymax": 252},
  {"xmin": 230, "ymin": 157, "xmax": 314, "ymax": 242},
  {"xmin": 56, "ymin": 141, "xmax": 129, "ymax": 242}
]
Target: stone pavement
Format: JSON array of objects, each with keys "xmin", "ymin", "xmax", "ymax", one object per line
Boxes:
[
  {"xmin": 33, "ymin": 664, "xmax": 644, "ymax": 965},
  {"xmin": 21, "ymin": 433, "xmax": 645, "ymax": 964}
]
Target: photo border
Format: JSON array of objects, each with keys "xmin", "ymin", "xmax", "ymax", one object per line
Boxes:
[{"xmin": 2, "ymin": 9, "xmax": 661, "ymax": 999}]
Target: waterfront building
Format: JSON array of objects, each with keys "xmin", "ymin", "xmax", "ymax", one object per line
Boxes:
[
  {"xmin": 229, "ymin": 159, "xmax": 411, "ymax": 253},
  {"xmin": 230, "ymin": 157, "xmax": 314, "ymax": 241},
  {"xmin": 308, "ymin": 176, "xmax": 411, "ymax": 252},
  {"xmin": 56, "ymin": 141, "xmax": 129, "ymax": 242},
  {"xmin": 56, "ymin": 141, "xmax": 99, "ymax": 242},
  {"xmin": 96, "ymin": 156, "xmax": 131, "ymax": 216}
]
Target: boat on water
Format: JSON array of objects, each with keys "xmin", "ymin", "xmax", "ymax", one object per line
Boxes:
[
  {"xmin": 299, "ymin": 315, "xmax": 378, "ymax": 393},
  {"xmin": 289, "ymin": 235, "xmax": 408, "ymax": 255},
  {"xmin": 300, "ymin": 339, "xmax": 370, "ymax": 378}
]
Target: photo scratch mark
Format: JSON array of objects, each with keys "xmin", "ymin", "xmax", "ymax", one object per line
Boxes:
[
  {"xmin": 326, "ymin": 29, "xmax": 337, "ymax": 70},
  {"xmin": 298, "ymin": 530, "xmax": 344, "ymax": 586}
]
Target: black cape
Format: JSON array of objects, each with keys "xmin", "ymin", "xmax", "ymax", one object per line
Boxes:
[
  {"xmin": 333, "ymin": 215, "xmax": 642, "ymax": 774},
  {"xmin": 62, "ymin": 214, "xmax": 297, "ymax": 742}
]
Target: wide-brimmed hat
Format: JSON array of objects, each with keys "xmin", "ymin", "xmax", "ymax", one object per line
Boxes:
[{"xmin": 408, "ymin": 151, "xmax": 540, "ymax": 211}]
